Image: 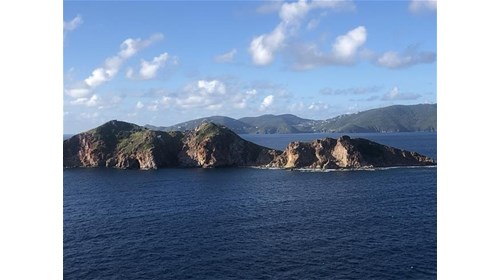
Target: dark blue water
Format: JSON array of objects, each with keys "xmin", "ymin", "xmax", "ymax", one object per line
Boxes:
[{"xmin": 64, "ymin": 133, "xmax": 436, "ymax": 279}]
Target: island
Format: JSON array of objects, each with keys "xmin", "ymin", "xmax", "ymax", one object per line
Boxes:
[{"xmin": 63, "ymin": 120, "xmax": 436, "ymax": 170}]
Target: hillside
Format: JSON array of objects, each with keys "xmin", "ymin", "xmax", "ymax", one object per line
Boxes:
[
  {"xmin": 238, "ymin": 114, "xmax": 315, "ymax": 134},
  {"xmin": 143, "ymin": 104, "xmax": 436, "ymax": 134},
  {"xmin": 316, "ymin": 104, "xmax": 437, "ymax": 132},
  {"xmin": 146, "ymin": 116, "xmax": 250, "ymax": 134}
]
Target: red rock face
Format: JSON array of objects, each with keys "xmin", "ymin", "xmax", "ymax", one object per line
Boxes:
[
  {"xmin": 177, "ymin": 122, "xmax": 277, "ymax": 168},
  {"xmin": 64, "ymin": 121, "xmax": 435, "ymax": 170},
  {"xmin": 267, "ymin": 136, "xmax": 435, "ymax": 169}
]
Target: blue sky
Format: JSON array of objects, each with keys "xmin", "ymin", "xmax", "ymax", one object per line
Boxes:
[{"xmin": 63, "ymin": 0, "xmax": 436, "ymax": 133}]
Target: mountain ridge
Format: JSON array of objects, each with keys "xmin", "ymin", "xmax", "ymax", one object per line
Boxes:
[{"xmin": 145, "ymin": 104, "xmax": 436, "ymax": 134}]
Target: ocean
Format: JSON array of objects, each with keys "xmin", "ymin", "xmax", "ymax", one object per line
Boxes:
[{"xmin": 64, "ymin": 132, "xmax": 436, "ymax": 279}]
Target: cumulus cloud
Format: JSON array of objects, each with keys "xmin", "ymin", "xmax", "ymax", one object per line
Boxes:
[
  {"xmin": 260, "ymin": 95, "xmax": 275, "ymax": 111},
  {"xmin": 214, "ymin": 49, "xmax": 237, "ymax": 63},
  {"xmin": 128, "ymin": 52, "xmax": 169, "ymax": 80},
  {"xmin": 289, "ymin": 26, "xmax": 367, "ymax": 70},
  {"xmin": 64, "ymin": 15, "xmax": 83, "ymax": 32},
  {"xmin": 136, "ymin": 78, "xmax": 288, "ymax": 118},
  {"xmin": 375, "ymin": 49, "xmax": 436, "ymax": 69},
  {"xmin": 65, "ymin": 33, "xmax": 163, "ymax": 99},
  {"xmin": 197, "ymin": 79, "xmax": 226, "ymax": 95},
  {"xmin": 382, "ymin": 87, "xmax": 421, "ymax": 101},
  {"xmin": 249, "ymin": 0, "xmax": 355, "ymax": 66},
  {"xmin": 233, "ymin": 90, "xmax": 255, "ymax": 109},
  {"xmin": 150, "ymin": 79, "xmax": 226, "ymax": 110},
  {"xmin": 249, "ymin": 24, "xmax": 287, "ymax": 65},
  {"xmin": 409, "ymin": 0, "xmax": 437, "ymax": 13},
  {"xmin": 331, "ymin": 26, "xmax": 367, "ymax": 62},
  {"xmin": 279, "ymin": 0, "xmax": 310, "ymax": 25},
  {"xmin": 140, "ymin": 53, "xmax": 169, "ymax": 79}
]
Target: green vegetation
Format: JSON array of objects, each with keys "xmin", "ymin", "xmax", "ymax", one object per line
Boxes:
[
  {"xmin": 148, "ymin": 104, "xmax": 436, "ymax": 134},
  {"xmin": 116, "ymin": 130, "xmax": 154, "ymax": 154},
  {"xmin": 239, "ymin": 114, "xmax": 314, "ymax": 134},
  {"xmin": 147, "ymin": 116, "xmax": 249, "ymax": 134},
  {"xmin": 317, "ymin": 104, "xmax": 437, "ymax": 132}
]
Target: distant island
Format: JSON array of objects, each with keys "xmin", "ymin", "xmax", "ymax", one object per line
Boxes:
[
  {"xmin": 64, "ymin": 120, "xmax": 436, "ymax": 170},
  {"xmin": 145, "ymin": 104, "xmax": 437, "ymax": 134}
]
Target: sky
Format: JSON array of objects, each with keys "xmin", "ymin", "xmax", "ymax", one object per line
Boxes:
[{"xmin": 63, "ymin": 0, "xmax": 436, "ymax": 134}]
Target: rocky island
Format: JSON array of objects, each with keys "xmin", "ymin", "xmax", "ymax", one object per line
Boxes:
[{"xmin": 64, "ymin": 120, "xmax": 436, "ymax": 170}]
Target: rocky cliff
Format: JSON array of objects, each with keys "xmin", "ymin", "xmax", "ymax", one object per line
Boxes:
[
  {"xmin": 63, "ymin": 120, "xmax": 183, "ymax": 169},
  {"xmin": 64, "ymin": 121, "xmax": 435, "ymax": 170},
  {"xmin": 63, "ymin": 121, "xmax": 278, "ymax": 169},
  {"xmin": 267, "ymin": 135, "xmax": 435, "ymax": 169},
  {"xmin": 178, "ymin": 122, "xmax": 278, "ymax": 167}
]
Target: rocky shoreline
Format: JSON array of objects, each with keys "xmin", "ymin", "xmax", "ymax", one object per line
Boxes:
[{"xmin": 64, "ymin": 120, "xmax": 436, "ymax": 170}]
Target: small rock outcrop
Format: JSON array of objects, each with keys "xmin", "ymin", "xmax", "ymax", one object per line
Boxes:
[{"xmin": 267, "ymin": 135, "xmax": 435, "ymax": 169}]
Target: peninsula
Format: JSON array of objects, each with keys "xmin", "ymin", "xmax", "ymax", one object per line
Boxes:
[{"xmin": 63, "ymin": 120, "xmax": 436, "ymax": 170}]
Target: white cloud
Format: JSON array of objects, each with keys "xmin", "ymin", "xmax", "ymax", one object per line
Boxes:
[
  {"xmin": 249, "ymin": 24, "xmax": 287, "ymax": 65},
  {"xmin": 308, "ymin": 101, "xmax": 329, "ymax": 111},
  {"xmin": 232, "ymin": 89, "xmax": 258, "ymax": 109},
  {"xmin": 136, "ymin": 101, "xmax": 144, "ymax": 109},
  {"xmin": 279, "ymin": 0, "xmax": 310, "ymax": 25},
  {"xmin": 139, "ymin": 52, "xmax": 169, "ymax": 79},
  {"xmin": 84, "ymin": 68, "xmax": 110, "ymax": 88},
  {"xmin": 197, "ymin": 80, "xmax": 226, "ymax": 95},
  {"xmin": 249, "ymin": 0, "xmax": 355, "ymax": 66},
  {"xmin": 382, "ymin": 87, "xmax": 421, "ymax": 101},
  {"xmin": 214, "ymin": 49, "xmax": 237, "ymax": 63},
  {"xmin": 160, "ymin": 96, "xmax": 173, "ymax": 106},
  {"xmin": 70, "ymin": 94, "xmax": 101, "ymax": 107},
  {"xmin": 65, "ymin": 86, "xmax": 92, "ymax": 98},
  {"xmin": 139, "ymin": 79, "xmax": 264, "ymax": 116},
  {"xmin": 63, "ymin": 15, "xmax": 83, "ymax": 32},
  {"xmin": 332, "ymin": 26, "xmax": 367, "ymax": 62},
  {"xmin": 289, "ymin": 26, "xmax": 367, "ymax": 70},
  {"xmin": 144, "ymin": 79, "xmax": 231, "ymax": 111},
  {"xmin": 65, "ymin": 34, "xmax": 163, "ymax": 98},
  {"xmin": 147, "ymin": 102, "xmax": 159, "ymax": 112},
  {"xmin": 246, "ymin": 89, "xmax": 257, "ymax": 95},
  {"xmin": 260, "ymin": 95, "xmax": 275, "ymax": 111},
  {"xmin": 409, "ymin": 0, "xmax": 437, "ymax": 13},
  {"xmin": 376, "ymin": 50, "xmax": 436, "ymax": 69}
]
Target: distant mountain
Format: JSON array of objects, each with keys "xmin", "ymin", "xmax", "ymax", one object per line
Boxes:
[
  {"xmin": 146, "ymin": 104, "xmax": 436, "ymax": 134},
  {"xmin": 146, "ymin": 116, "xmax": 250, "ymax": 134},
  {"xmin": 316, "ymin": 104, "xmax": 437, "ymax": 133},
  {"xmin": 238, "ymin": 114, "xmax": 315, "ymax": 134}
]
